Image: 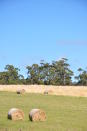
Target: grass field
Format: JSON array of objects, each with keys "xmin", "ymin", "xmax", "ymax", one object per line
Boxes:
[{"xmin": 0, "ymin": 92, "xmax": 87, "ymax": 131}]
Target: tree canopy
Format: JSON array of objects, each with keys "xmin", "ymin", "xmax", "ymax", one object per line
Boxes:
[{"xmin": 0, "ymin": 58, "xmax": 87, "ymax": 85}]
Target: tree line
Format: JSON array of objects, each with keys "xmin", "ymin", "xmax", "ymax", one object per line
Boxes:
[{"xmin": 0, "ymin": 58, "xmax": 87, "ymax": 85}]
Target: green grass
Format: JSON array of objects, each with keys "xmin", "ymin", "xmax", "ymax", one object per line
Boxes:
[{"xmin": 0, "ymin": 92, "xmax": 87, "ymax": 131}]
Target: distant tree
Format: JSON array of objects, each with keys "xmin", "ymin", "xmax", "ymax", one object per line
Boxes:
[
  {"xmin": 0, "ymin": 65, "xmax": 24, "ymax": 84},
  {"xmin": 75, "ymin": 68, "xmax": 87, "ymax": 85},
  {"xmin": 39, "ymin": 61, "xmax": 51, "ymax": 85},
  {"xmin": 0, "ymin": 72, "xmax": 9, "ymax": 84},
  {"xmin": 0, "ymin": 58, "xmax": 74, "ymax": 85},
  {"xmin": 19, "ymin": 74, "xmax": 26, "ymax": 84},
  {"xmin": 26, "ymin": 64, "xmax": 40, "ymax": 84},
  {"xmin": 26, "ymin": 58, "xmax": 73, "ymax": 85},
  {"xmin": 4, "ymin": 65, "xmax": 20, "ymax": 84},
  {"xmin": 51, "ymin": 58, "xmax": 73, "ymax": 85}
]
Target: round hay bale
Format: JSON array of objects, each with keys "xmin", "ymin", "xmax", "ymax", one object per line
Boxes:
[
  {"xmin": 29, "ymin": 109, "xmax": 46, "ymax": 122},
  {"xmin": 44, "ymin": 91, "xmax": 48, "ymax": 95},
  {"xmin": 17, "ymin": 89, "xmax": 25, "ymax": 94},
  {"xmin": 8, "ymin": 108, "xmax": 24, "ymax": 121},
  {"xmin": 44, "ymin": 89, "xmax": 53, "ymax": 95}
]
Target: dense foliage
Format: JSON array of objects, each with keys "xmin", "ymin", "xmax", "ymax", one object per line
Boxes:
[{"xmin": 0, "ymin": 58, "xmax": 87, "ymax": 85}]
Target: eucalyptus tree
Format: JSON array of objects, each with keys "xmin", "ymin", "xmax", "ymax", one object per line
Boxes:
[
  {"xmin": 0, "ymin": 65, "xmax": 23, "ymax": 84},
  {"xmin": 75, "ymin": 68, "xmax": 87, "ymax": 85}
]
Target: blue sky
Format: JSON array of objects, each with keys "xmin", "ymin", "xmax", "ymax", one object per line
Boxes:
[{"xmin": 0, "ymin": 0, "xmax": 87, "ymax": 77}]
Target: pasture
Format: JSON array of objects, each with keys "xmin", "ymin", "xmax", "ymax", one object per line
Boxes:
[{"xmin": 0, "ymin": 91, "xmax": 87, "ymax": 131}]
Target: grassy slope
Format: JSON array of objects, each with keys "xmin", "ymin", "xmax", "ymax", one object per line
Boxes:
[{"xmin": 0, "ymin": 92, "xmax": 87, "ymax": 131}]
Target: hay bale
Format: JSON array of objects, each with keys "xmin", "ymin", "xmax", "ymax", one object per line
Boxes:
[
  {"xmin": 44, "ymin": 91, "xmax": 48, "ymax": 95},
  {"xmin": 29, "ymin": 109, "xmax": 46, "ymax": 122},
  {"xmin": 44, "ymin": 89, "xmax": 53, "ymax": 95},
  {"xmin": 17, "ymin": 89, "xmax": 25, "ymax": 94},
  {"xmin": 8, "ymin": 108, "xmax": 24, "ymax": 120}
]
